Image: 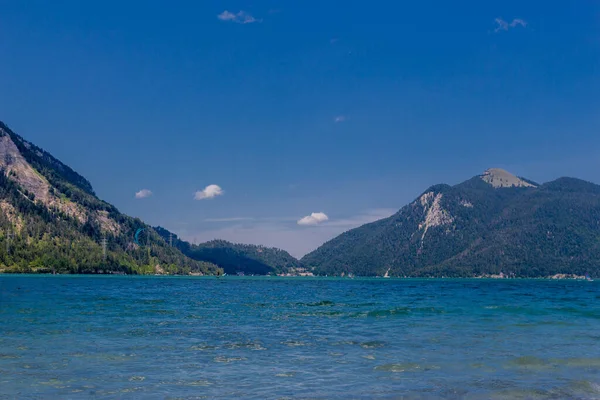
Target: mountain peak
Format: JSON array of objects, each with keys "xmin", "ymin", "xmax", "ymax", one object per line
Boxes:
[
  {"xmin": 302, "ymin": 167, "xmax": 600, "ymax": 278},
  {"xmin": 0, "ymin": 121, "xmax": 222, "ymax": 276},
  {"xmin": 480, "ymin": 168, "xmax": 536, "ymax": 188}
]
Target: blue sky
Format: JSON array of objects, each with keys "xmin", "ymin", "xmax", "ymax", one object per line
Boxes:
[{"xmin": 1, "ymin": 1, "xmax": 599, "ymax": 257}]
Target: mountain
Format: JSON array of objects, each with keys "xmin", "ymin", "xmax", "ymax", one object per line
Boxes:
[
  {"xmin": 301, "ymin": 168, "xmax": 600, "ymax": 278},
  {"xmin": 0, "ymin": 121, "xmax": 222, "ymax": 275},
  {"xmin": 154, "ymin": 227, "xmax": 304, "ymax": 275}
]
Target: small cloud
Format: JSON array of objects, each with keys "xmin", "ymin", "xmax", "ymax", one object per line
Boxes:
[
  {"xmin": 297, "ymin": 212, "xmax": 329, "ymax": 226},
  {"xmin": 334, "ymin": 115, "xmax": 346, "ymax": 123},
  {"xmin": 218, "ymin": 10, "xmax": 261, "ymax": 24},
  {"xmin": 511, "ymin": 19, "xmax": 527, "ymax": 28},
  {"xmin": 194, "ymin": 184, "xmax": 224, "ymax": 200},
  {"xmin": 135, "ymin": 189, "xmax": 153, "ymax": 199},
  {"xmin": 330, "ymin": 38, "xmax": 339, "ymax": 44},
  {"xmin": 494, "ymin": 18, "xmax": 527, "ymax": 32}
]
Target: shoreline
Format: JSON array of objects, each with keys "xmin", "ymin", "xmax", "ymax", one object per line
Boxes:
[{"xmin": 0, "ymin": 272, "xmax": 595, "ymax": 280}]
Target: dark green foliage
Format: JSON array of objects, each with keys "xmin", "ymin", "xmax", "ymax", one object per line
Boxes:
[
  {"xmin": 302, "ymin": 175, "xmax": 600, "ymax": 278},
  {"xmin": 155, "ymin": 227, "xmax": 301, "ymax": 275}
]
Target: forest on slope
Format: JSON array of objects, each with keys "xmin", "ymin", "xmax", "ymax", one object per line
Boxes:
[
  {"xmin": 302, "ymin": 170, "xmax": 600, "ymax": 278},
  {"xmin": 0, "ymin": 121, "xmax": 221, "ymax": 275}
]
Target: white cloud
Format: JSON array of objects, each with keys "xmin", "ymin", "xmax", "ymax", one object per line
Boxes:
[
  {"xmin": 297, "ymin": 212, "xmax": 329, "ymax": 226},
  {"xmin": 178, "ymin": 223, "xmax": 329, "ymax": 258},
  {"xmin": 176, "ymin": 208, "xmax": 397, "ymax": 258},
  {"xmin": 135, "ymin": 189, "xmax": 153, "ymax": 199},
  {"xmin": 194, "ymin": 184, "xmax": 224, "ymax": 200},
  {"xmin": 511, "ymin": 19, "xmax": 527, "ymax": 28},
  {"xmin": 218, "ymin": 10, "xmax": 261, "ymax": 24},
  {"xmin": 494, "ymin": 18, "xmax": 527, "ymax": 32},
  {"xmin": 334, "ymin": 115, "xmax": 346, "ymax": 123}
]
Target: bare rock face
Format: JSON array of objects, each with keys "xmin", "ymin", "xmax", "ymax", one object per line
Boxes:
[
  {"xmin": 0, "ymin": 132, "xmax": 88, "ymax": 223},
  {"xmin": 480, "ymin": 168, "xmax": 536, "ymax": 188},
  {"xmin": 0, "ymin": 129, "xmax": 93, "ymax": 225},
  {"xmin": 96, "ymin": 210, "xmax": 121, "ymax": 235},
  {"xmin": 0, "ymin": 134, "xmax": 52, "ymax": 203},
  {"xmin": 417, "ymin": 191, "xmax": 454, "ymax": 245}
]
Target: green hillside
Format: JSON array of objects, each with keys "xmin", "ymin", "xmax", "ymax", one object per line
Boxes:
[
  {"xmin": 301, "ymin": 169, "xmax": 600, "ymax": 278},
  {"xmin": 154, "ymin": 227, "xmax": 302, "ymax": 275},
  {"xmin": 0, "ymin": 121, "xmax": 221, "ymax": 275}
]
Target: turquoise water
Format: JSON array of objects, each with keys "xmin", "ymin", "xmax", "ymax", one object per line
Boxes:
[{"xmin": 1, "ymin": 276, "xmax": 600, "ymax": 399}]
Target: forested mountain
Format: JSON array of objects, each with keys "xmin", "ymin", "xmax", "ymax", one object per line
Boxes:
[
  {"xmin": 301, "ymin": 168, "xmax": 600, "ymax": 278},
  {"xmin": 154, "ymin": 227, "xmax": 302, "ymax": 275},
  {"xmin": 3, "ymin": 119, "xmax": 599, "ymax": 279},
  {"xmin": 0, "ymin": 121, "xmax": 221, "ymax": 275}
]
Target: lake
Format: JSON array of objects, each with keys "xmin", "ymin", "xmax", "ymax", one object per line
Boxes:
[{"xmin": 1, "ymin": 276, "xmax": 599, "ymax": 399}]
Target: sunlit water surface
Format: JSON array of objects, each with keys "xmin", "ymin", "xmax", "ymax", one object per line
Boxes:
[{"xmin": 1, "ymin": 276, "xmax": 600, "ymax": 399}]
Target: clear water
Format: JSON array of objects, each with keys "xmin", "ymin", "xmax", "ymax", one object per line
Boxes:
[{"xmin": 1, "ymin": 276, "xmax": 600, "ymax": 399}]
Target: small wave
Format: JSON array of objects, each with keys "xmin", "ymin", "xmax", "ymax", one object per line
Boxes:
[
  {"xmin": 374, "ymin": 363, "xmax": 422, "ymax": 373},
  {"xmin": 365, "ymin": 308, "xmax": 410, "ymax": 317},
  {"xmin": 282, "ymin": 340, "xmax": 309, "ymax": 347},
  {"xmin": 297, "ymin": 311, "xmax": 344, "ymax": 317},
  {"xmin": 486, "ymin": 306, "xmax": 550, "ymax": 316},
  {"xmin": 360, "ymin": 341, "xmax": 386, "ymax": 349},
  {"xmin": 126, "ymin": 329, "xmax": 149, "ymax": 337},
  {"xmin": 554, "ymin": 358, "xmax": 600, "ymax": 368},
  {"xmin": 513, "ymin": 320, "xmax": 574, "ymax": 328},
  {"xmin": 213, "ymin": 356, "xmax": 247, "ymax": 363},
  {"xmin": 558, "ymin": 308, "xmax": 600, "ymax": 319},
  {"xmin": 568, "ymin": 380, "xmax": 600, "ymax": 395},
  {"xmin": 161, "ymin": 379, "xmax": 213, "ymax": 387},
  {"xmin": 331, "ymin": 340, "xmax": 359, "ymax": 346},
  {"xmin": 38, "ymin": 378, "xmax": 66, "ymax": 386},
  {"xmin": 142, "ymin": 309, "xmax": 175, "ymax": 315},
  {"xmin": 244, "ymin": 303, "xmax": 269, "ymax": 308},
  {"xmin": 190, "ymin": 344, "xmax": 218, "ymax": 351},
  {"xmin": 17, "ymin": 308, "xmax": 37, "ymax": 314},
  {"xmin": 275, "ymin": 372, "xmax": 296, "ymax": 378},
  {"xmin": 43, "ymin": 329, "xmax": 72, "ymax": 335},
  {"xmin": 507, "ymin": 356, "xmax": 600, "ymax": 371},
  {"xmin": 93, "ymin": 296, "xmax": 117, "ymax": 302},
  {"xmin": 186, "ymin": 380, "xmax": 213, "ymax": 386},
  {"xmin": 225, "ymin": 342, "xmax": 266, "ymax": 351},
  {"xmin": 120, "ymin": 387, "xmax": 142, "ymax": 393},
  {"xmin": 488, "ymin": 388, "xmax": 552, "ymax": 399},
  {"xmin": 296, "ymin": 300, "xmax": 335, "ymax": 307},
  {"xmin": 141, "ymin": 299, "xmax": 165, "ymax": 304},
  {"xmin": 98, "ymin": 353, "xmax": 136, "ymax": 361},
  {"xmin": 350, "ymin": 307, "xmax": 447, "ymax": 318},
  {"xmin": 506, "ymin": 356, "xmax": 552, "ymax": 370}
]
